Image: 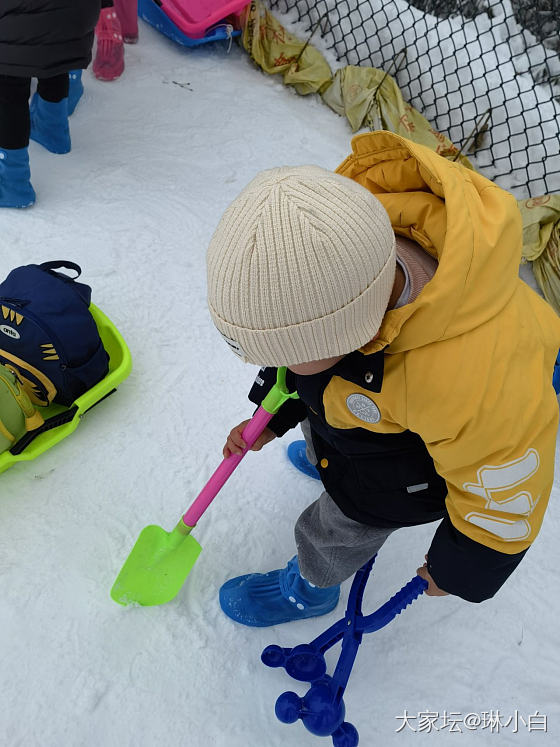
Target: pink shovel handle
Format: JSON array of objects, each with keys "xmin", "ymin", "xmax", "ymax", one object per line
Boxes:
[{"xmin": 181, "ymin": 406, "xmax": 274, "ymax": 527}]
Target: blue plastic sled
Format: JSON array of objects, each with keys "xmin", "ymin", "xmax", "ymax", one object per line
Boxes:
[{"xmin": 139, "ymin": 0, "xmax": 241, "ymax": 47}]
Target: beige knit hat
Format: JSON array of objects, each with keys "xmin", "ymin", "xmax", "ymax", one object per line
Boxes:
[{"xmin": 207, "ymin": 165, "xmax": 396, "ymax": 366}]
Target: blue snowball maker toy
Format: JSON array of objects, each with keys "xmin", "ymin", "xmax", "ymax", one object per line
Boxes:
[{"xmin": 261, "ymin": 555, "xmax": 428, "ymax": 746}]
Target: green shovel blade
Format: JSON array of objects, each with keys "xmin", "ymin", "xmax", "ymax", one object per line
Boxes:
[{"xmin": 110, "ymin": 522, "xmax": 202, "ymax": 606}]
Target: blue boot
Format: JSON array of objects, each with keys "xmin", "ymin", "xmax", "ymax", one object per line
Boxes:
[
  {"xmin": 288, "ymin": 440, "xmax": 320, "ymax": 480},
  {"xmin": 0, "ymin": 147, "xmax": 36, "ymax": 208},
  {"xmin": 68, "ymin": 70, "xmax": 84, "ymax": 116},
  {"xmin": 29, "ymin": 93, "xmax": 71, "ymax": 154},
  {"xmin": 219, "ymin": 556, "xmax": 340, "ymax": 627}
]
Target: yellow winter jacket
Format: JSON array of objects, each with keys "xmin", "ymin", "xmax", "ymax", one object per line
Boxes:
[{"xmin": 331, "ymin": 131, "xmax": 560, "ymax": 557}]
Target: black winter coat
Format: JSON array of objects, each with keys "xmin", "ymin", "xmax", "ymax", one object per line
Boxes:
[{"xmin": 0, "ymin": 1, "xmax": 101, "ymax": 78}]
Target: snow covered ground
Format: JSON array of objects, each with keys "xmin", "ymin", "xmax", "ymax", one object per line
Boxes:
[{"xmin": 1, "ymin": 17, "xmax": 559, "ymax": 747}]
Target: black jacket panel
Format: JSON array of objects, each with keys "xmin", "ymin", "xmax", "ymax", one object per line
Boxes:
[
  {"xmin": 248, "ymin": 361, "xmax": 524, "ymax": 602},
  {"xmin": 250, "ymin": 361, "xmax": 447, "ymax": 527}
]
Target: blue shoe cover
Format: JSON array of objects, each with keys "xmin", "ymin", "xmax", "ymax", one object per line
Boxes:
[
  {"xmin": 288, "ymin": 440, "xmax": 320, "ymax": 480},
  {"xmin": 0, "ymin": 148, "xmax": 36, "ymax": 208},
  {"xmin": 68, "ymin": 70, "xmax": 84, "ymax": 116},
  {"xmin": 30, "ymin": 94, "xmax": 71, "ymax": 154},
  {"xmin": 219, "ymin": 556, "xmax": 339, "ymax": 627}
]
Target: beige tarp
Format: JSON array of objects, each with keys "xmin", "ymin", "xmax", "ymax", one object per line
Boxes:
[
  {"xmin": 240, "ymin": 1, "xmax": 469, "ymax": 165},
  {"xmin": 240, "ymin": 1, "xmax": 332, "ymax": 95},
  {"xmin": 518, "ymin": 195, "xmax": 560, "ymax": 314},
  {"xmin": 322, "ymin": 66, "xmax": 472, "ymax": 168}
]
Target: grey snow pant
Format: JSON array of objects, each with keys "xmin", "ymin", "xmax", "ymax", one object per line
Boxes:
[{"xmin": 294, "ymin": 419, "xmax": 396, "ymax": 588}]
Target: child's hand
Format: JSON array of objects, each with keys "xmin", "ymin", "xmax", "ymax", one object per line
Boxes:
[
  {"xmin": 416, "ymin": 555, "xmax": 449, "ymax": 597},
  {"xmin": 223, "ymin": 420, "xmax": 276, "ymax": 458}
]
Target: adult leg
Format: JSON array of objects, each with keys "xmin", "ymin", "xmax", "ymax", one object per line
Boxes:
[
  {"xmin": 0, "ymin": 75, "xmax": 35, "ymax": 208},
  {"xmin": 37, "ymin": 74, "xmax": 69, "ymax": 103},
  {"xmin": 0, "ymin": 75, "xmax": 31, "ymax": 149},
  {"xmin": 30, "ymin": 74, "xmax": 71, "ymax": 154}
]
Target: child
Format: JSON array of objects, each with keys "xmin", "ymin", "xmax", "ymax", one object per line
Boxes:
[
  {"xmin": 207, "ymin": 131, "xmax": 560, "ymax": 627},
  {"xmin": 93, "ymin": 0, "xmax": 138, "ymax": 82},
  {"xmin": 0, "ymin": 0, "xmax": 101, "ymax": 208}
]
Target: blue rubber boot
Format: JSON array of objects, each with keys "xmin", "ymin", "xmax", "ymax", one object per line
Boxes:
[
  {"xmin": 29, "ymin": 93, "xmax": 71, "ymax": 154},
  {"xmin": 68, "ymin": 70, "xmax": 84, "ymax": 116},
  {"xmin": 219, "ymin": 556, "xmax": 340, "ymax": 627},
  {"xmin": 0, "ymin": 147, "xmax": 36, "ymax": 208},
  {"xmin": 288, "ymin": 440, "xmax": 320, "ymax": 480}
]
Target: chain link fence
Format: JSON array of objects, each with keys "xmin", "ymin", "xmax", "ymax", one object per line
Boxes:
[{"xmin": 269, "ymin": 0, "xmax": 560, "ymax": 197}]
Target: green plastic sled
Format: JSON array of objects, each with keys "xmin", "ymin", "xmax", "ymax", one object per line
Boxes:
[{"xmin": 0, "ymin": 304, "xmax": 131, "ymax": 475}]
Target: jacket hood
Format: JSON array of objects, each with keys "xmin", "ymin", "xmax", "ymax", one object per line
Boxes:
[{"xmin": 336, "ymin": 132, "xmax": 523, "ymax": 354}]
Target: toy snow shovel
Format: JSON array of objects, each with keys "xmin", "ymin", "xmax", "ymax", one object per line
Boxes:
[{"xmin": 111, "ymin": 367, "xmax": 298, "ymax": 606}]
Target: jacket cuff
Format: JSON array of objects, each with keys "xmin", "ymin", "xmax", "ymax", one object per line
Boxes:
[
  {"xmin": 427, "ymin": 516, "xmax": 528, "ymax": 603},
  {"xmin": 248, "ymin": 367, "xmax": 307, "ymax": 437}
]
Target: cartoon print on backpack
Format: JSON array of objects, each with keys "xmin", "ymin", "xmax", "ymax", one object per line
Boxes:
[
  {"xmin": 1, "ymin": 302, "xmax": 63, "ymax": 404},
  {"xmin": 0, "ymin": 261, "xmax": 109, "ymax": 407},
  {"xmin": 0, "ymin": 354, "xmax": 57, "ymax": 406}
]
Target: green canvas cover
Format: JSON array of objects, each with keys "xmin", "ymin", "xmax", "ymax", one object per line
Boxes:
[
  {"xmin": 0, "ymin": 365, "xmax": 43, "ymax": 453},
  {"xmin": 240, "ymin": 0, "xmax": 332, "ymax": 95},
  {"xmin": 518, "ymin": 195, "xmax": 560, "ymax": 314},
  {"xmin": 240, "ymin": 2, "xmax": 469, "ymax": 166},
  {"xmin": 322, "ymin": 65, "xmax": 473, "ymax": 169}
]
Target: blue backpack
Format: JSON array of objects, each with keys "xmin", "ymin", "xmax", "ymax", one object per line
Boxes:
[{"xmin": 0, "ymin": 261, "xmax": 109, "ymax": 407}]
